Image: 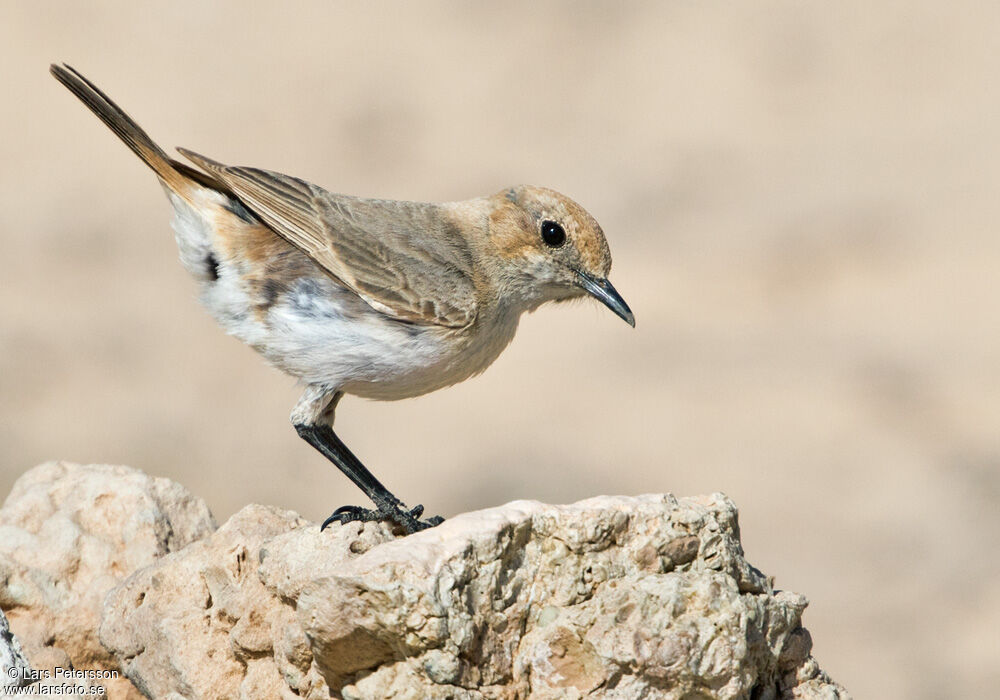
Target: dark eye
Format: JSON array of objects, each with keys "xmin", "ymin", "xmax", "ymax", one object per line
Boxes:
[{"xmin": 541, "ymin": 220, "xmax": 566, "ymax": 247}]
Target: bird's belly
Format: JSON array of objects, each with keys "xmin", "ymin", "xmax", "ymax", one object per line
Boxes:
[{"xmin": 201, "ymin": 270, "xmax": 512, "ymax": 400}]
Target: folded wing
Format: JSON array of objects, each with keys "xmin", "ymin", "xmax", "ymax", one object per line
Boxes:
[{"xmin": 178, "ymin": 148, "xmax": 478, "ymax": 328}]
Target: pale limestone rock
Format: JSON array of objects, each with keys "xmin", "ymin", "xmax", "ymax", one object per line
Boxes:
[
  {"xmin": 100, "ymin": 504, "xmax": 342, "ymax": 700},
  {"xmin": 99, "ymin": 491, "xmax": 848, "ymax": 699},
  {"xmin": 0, "ymin": 461, "xmax": 216, "ymax": 699},
  {"xmin": 1, "ymin": 462, "xmax": 847, "ymax": 698},
  {"xmin": 1, "ymin": 608, "xmax": 31, "ymax": 690}
]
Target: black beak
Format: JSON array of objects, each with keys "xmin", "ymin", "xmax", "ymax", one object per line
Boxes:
[{"xmin": 577, "ymin": 272, "xmax": 635, "ymax": 327}]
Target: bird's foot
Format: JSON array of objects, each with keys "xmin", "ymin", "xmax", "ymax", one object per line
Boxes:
[{"xmin": 321, "ymin": 502, "xmax": 444, "ymax": 535}]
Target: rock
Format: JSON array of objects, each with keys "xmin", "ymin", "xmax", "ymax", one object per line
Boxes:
[
  {"xmin": 98, "ymin": 504, "xmax": 325, "ymax": 699},
  {"xmin": 97, "ymin": 490, "xmax": 849, "ymax": 699},
  {"xmin": 0, "ymin": 461, "xmax": 217, "ymax": 699},
  {"xmin": 1, "ymin": 608, "xmax": 31, "ymax": 690},
  {"xmin": 1, "ymin": 463, "xmax": 847, "ymax": 698}
]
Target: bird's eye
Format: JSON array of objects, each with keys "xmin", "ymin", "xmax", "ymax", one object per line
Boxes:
[{"xmin": 541, "ymin": 220, "xmax": 566, "ymax": 247}]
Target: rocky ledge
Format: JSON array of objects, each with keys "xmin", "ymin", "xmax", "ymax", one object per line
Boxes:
[{"xmin": 0, "ymin": 462, "xmax": 848, "ymax": 699}]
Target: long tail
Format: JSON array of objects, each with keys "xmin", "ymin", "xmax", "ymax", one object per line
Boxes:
[{"xmin": 50, "ymin": 63, "xmax": 208, "ymax": 196}]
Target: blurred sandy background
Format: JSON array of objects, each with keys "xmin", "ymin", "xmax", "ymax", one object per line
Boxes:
[{"xmin": 2, "ymin": 1, "xmax": 998, "ymax": 696}]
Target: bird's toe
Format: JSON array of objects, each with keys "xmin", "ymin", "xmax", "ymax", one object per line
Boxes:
[{"xmin": 320, "ymin": 502, "xmax": 445, "ymax": 535}]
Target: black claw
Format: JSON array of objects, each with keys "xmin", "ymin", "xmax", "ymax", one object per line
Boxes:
[{"xmin": 321, "ymin": 504, "xmax": 384, "ymax": 530}]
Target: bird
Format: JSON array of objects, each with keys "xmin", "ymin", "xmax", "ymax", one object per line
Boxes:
[{"xmin": 50, "ymin": 63, "xmax": 634, "ymax": 535}]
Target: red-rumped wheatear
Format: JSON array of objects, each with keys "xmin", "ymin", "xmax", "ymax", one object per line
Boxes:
[{"xmin": 51, "ymin": 64, "xmax": 634, "ymax": 534}]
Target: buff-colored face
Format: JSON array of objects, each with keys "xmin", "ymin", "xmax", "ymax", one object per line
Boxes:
[{"xmin": 487, "ymin": 185, "xmax": 634, "ymax": 325}]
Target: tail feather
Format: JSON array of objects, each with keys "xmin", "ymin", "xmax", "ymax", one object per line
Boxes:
[{"xmin": 50, "ymin": 63, "xmax": 191, "ymax": 194}]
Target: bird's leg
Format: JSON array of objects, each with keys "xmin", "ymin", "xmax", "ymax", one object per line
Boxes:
[
  {"xmin": 291, "ymin": 388, "xmax": 444, "ymax": 534},
  {"xmin": 295, "ymin": 424, "xmax": 441, "ymax": 532}
]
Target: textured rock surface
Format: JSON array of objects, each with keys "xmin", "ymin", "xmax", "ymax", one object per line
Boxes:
[
  {"xmin": 99, "ymin": 504, "xmax": 332, "ymax": 699},
  {"xmin": 99, "ymin": 492, "xmax": 847, "ymax": 699},
  {"xmin": 0, "ymin": 461, "xmax": 217, "ymax": 698},
  {"xmin": 1, "ymin": 608, "xmax": 31, "ymax": 690},
  {"xmin": 1, "ymin": 464, "xmax": 848, "ymax": 698}
]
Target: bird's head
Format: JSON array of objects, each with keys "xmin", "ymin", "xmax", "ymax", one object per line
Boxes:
[{"xmin": 484, "ymin": 185, "xmax": 634, "ymax": 326}]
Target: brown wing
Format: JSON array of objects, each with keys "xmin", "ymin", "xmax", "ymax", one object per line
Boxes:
[{"xmin": 177, "ymin": 148, "xmax": 478, "ymax": 328}]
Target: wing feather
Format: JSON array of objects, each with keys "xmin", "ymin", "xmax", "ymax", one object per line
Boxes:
[{"xmin": 178, "ymin": 148, "xmax": 477, "ymax": 327}]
